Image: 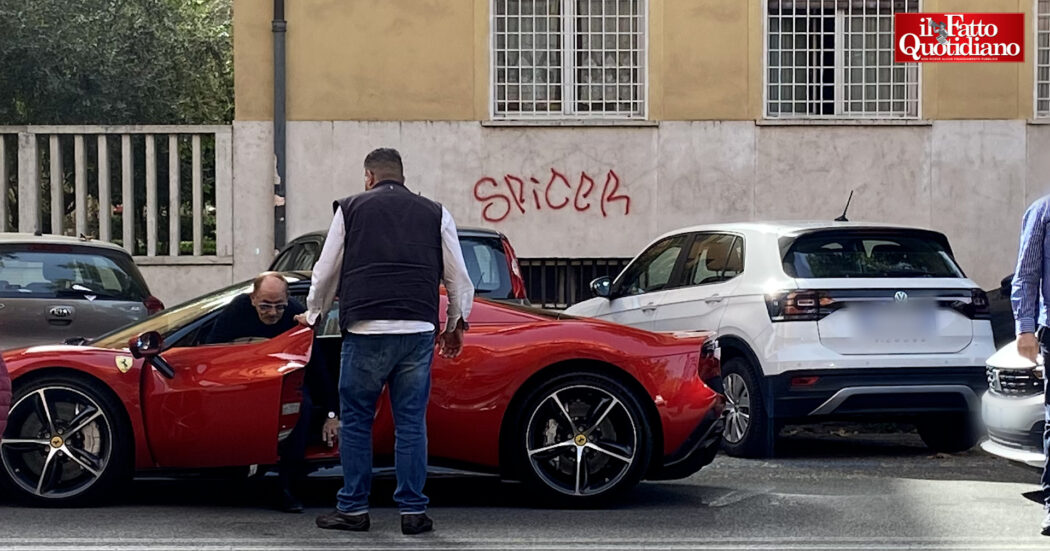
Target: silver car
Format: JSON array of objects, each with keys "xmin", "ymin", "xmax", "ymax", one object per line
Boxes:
[{"xmin": 0, "ymin": 234, "xmax": 162, "ymax": 350}]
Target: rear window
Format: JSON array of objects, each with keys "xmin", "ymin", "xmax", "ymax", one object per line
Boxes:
[
  {"xmin": 460, "ymin": 236, "xmax": 512, "ymax": 298},
  {"xmin": 782, "ymin": 230, "xmax": 965, "ymax": 279},
  {"xmin": 0, "ymin": 244, "xmax": 149, "ymax": 301}
]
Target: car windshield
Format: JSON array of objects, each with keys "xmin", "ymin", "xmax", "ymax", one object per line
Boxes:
[
  {"xmin": 0, "ymin": 244, "xmax": 149, "ymax": 301},
  {"xmin": 782, "ymin": 230, "xmax": 964, "ymax": 279},
  {"xmin": 90, "ymin": 282, "xmax": 251, "ymax": 349},
  {"xmin": 460, "ymin": 235, "xmax": 512, "ymax": 297}
]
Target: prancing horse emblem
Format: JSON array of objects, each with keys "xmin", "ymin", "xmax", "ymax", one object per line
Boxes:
[
  {"xmin": 893, "ymin": 291, "xmax": 909, "ymax": 304},
  {"xmin": 115, "ymin": 356, "xmax": 134, "ymax": 374}
]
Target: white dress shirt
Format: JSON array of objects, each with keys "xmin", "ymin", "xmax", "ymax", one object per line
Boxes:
[{"xmin": 305, "ymin": 205, "xmax": 474, "ymax": 335}]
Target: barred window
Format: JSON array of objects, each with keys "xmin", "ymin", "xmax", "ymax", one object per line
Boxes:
[
  {"xmin": 1038, "ymin": 0, "xmax": 1050, "ymax": 117},
  {"xmin": 492, "ymin": 0, "xmax": 646, "ymax": 119},
  {"xmin": 766, "ymin": 1, "xmax": 921, "ymax": 119}
]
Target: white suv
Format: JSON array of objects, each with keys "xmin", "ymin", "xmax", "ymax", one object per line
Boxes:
[{"xmin": 565, "ymin": 222, "xmax": 996, "ymax": 457}]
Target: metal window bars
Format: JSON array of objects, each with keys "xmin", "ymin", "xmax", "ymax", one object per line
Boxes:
[
  {"xmin": 493, "ymin": 0, "xmax": 646, "ymax": 119},
  {"xmin": 1038, "ymin": 0, "xmax": 1050, "ymax": 117},
  {"xmin": 766, "ymin": 0, "xmax": 920, "ymax": 119}
]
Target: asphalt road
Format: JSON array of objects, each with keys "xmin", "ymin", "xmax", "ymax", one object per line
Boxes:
[{"xmin": 0, "ymin": 424, "xmax": 1046, "ymax": 551}]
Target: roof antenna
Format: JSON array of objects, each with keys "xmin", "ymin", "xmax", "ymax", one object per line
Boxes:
[{"xmin": 835, "ymin": 190, "xmax": 854, "ymax": 222}]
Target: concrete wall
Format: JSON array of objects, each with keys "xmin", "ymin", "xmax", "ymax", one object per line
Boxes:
[
  {"xmin": 220, "ymin": 120, "xmax": 1050, "ymax": 291},
  {"xmin": 233, "ymin": 0, "xmax": 1038, "ymax": 122}
]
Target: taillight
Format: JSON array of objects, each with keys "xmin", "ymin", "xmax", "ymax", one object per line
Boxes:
[
  {"xmin": 698, "ymin": 338, "xmax": 722, "ymax": 392},
  {"xmin": 143, "ymin": 295, "xmax": 165, "ymax": 315},
  {"xmin": 765, "ymin": 290, "xmax": 838, "ymax": 321},
  {"xmin": 278, "ymin": 370, "xmax": 305, "ymax": 442},
  {"xmin": 951, "ymin": 288, "xmax": 991, "ymax": 320},
  {"xmin": 501, "ymin": 237, "xmax": 527, "ymax": 300}
]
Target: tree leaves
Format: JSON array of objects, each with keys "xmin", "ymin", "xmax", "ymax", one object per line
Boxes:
[{"xmin": 0, "ymin": 0, "xmax": 232, "ymax": 124}]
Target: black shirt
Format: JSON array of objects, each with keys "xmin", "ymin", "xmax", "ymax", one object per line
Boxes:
[{"xmin": 204, "ymin": 293, "xmax": 305, "ymax": 345}]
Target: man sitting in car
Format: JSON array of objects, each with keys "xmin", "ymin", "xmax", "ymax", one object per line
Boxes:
[
  {"xmin": 205, "ymin": 272, "xmax": 305, "ymax": 344},
  {"xmin": 205, "ymin": 272, "xmax": 337, "ymax": 513}
]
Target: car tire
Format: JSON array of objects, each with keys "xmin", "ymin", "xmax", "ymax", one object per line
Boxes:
[
  {"xmin": 513, "ymin": 371, "xmax": 652, "ymax": 507},
  {"xmin": 916, "ymin": 413, "xmax": 980, "ymax": 453},
  {"xmin": 0, "ymin": 375, "xmax": 132, "ymax": 506},
  {"xmin": 720, "ymin": 356, "xmax": 772, "ymax": 459}
]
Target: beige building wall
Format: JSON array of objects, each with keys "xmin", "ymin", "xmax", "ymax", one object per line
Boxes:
[{"xmin": 235, "ymin": 0, "xmax": 1039, "ymax": 122}]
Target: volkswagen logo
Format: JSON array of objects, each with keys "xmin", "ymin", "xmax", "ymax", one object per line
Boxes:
[{"xmin": 893, "ymin": 291, "xmax": 909, "ymax": 304}]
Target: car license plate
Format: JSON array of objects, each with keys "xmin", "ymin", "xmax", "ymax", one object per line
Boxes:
[{"xmin": 857, "ymin": 304, "xmax": 936, "ymax": 336}]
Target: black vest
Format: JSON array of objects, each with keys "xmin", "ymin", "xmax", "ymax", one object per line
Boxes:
[{"xmin": 334, "ymin": 181, "xmax": 444, "ymax": 331}]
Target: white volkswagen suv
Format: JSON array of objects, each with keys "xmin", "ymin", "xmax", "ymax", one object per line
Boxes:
[{"xmin": 566, "ymin": 222, "xmax": 996, "ymax": 457}]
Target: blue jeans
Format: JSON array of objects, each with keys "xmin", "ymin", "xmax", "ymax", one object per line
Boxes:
[{"xmin": 336, "ymin": 332, "xmax": 435, "ymax": 515}]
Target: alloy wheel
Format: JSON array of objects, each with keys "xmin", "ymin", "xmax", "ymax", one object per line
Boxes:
[
  {"xmin": 1, "ymin": 386, "xmax": 113, "ymax": 499},
  {"xmin": 524, "ymin": 384, "xmax": 638, "ymax": 497},
  {"xmin": 723, "ymin": 373, "xmax": 751, "ymax": 444}
]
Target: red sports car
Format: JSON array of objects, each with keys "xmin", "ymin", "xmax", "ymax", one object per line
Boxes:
[{"xmin": 0, "ymin": 272, "xmax": 724, "ymax": 506}]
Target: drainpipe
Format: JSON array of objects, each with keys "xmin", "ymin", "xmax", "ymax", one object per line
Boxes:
[{"xmin": 272, "ymin": 0, "xmax": 287, "ymax": 250}]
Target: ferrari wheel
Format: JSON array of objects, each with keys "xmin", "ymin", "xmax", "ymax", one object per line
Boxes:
[
  {"xmin": 516, "ymin": 372, "xmax": 652, "ymax": 506},
  {"xmin": 0, "ymin": 375, "xmax": 131, "ymax": 506}
]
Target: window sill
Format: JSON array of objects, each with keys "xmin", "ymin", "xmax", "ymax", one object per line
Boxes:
[
  {"xmin": 756, "ymin": 118, "xmax": 933, "ymax": 127},
  {"xmin": 482, "ymin": 119, "xmax": 659, "ymax": 128},
  {"xmin": 1027, "ymin": 118, "xmax": 1050, "ymax": 125}
]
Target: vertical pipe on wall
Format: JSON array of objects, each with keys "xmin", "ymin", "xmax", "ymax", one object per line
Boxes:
[{"xmin": 272, "ymin": 0, "xmax": 287, "ymax": 251}]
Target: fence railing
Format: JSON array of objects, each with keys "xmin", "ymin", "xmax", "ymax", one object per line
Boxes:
[
  {"xmin": 519, "ymin": 257, "xmax": 631, "ymax": 310},
  {"xmin": 0, "ymin": 125, "xmax": 232, "ymax": 261}
]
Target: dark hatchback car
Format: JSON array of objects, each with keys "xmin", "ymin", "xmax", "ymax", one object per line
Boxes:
[{"xmin": 270, "ymin": 227, "xmax": 528, "ymax": 302}]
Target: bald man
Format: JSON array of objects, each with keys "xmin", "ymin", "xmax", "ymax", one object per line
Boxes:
[
  {"xmin": 205, "ymin": 272, "xmax": 306, "ymax": 344},
  {"xmin": 205, "ymin": 272, "xmax": 334, "ymax": 513}
]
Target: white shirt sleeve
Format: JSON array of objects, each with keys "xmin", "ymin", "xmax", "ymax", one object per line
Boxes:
[
  {"xmin": 305, "ymin": 210, "xmax": 346, "ymax": 326},
  {"xmin": 440, "ymin": 207, "xmax": 475, "ymax": 333}
]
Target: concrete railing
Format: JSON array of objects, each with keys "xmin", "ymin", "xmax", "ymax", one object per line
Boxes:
[{"xmin": 0, "ymin": 125, "xmax": 232, "ymax": 262}]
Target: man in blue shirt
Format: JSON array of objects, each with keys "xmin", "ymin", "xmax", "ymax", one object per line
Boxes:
[{"xmin": 1012, "ymin": 196, "xmax": 1050, "ymax": 535}]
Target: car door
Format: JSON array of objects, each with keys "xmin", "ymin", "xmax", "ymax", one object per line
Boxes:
[
  {"xmin": 141, "ymin": 328, "xmax": 313, "ymax": 468},
  {"xmin": 588, "ymin": 234, "xmax": 690, "ymax": 330},
  {"xmin": 651, "ymin": 233, "xmax": 744, "ymax": 332}
]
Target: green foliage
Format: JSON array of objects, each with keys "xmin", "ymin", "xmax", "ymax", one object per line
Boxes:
[{"xmin": 0, "ymin": 0, "xmax": 233, "ymax": 125}]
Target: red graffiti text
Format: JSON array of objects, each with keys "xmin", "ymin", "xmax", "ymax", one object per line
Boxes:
[{"xmin": 473, "ymin": 169, "xmax": 632, "ymax": 223}]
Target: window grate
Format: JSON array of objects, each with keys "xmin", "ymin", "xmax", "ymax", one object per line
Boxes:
[
  {"xmin": 520, "ymin": 257, "xmax": 631, "ymax": 309},
  {"xmin": 1038, "ymin": 0, "xmax": 1050, "ymax": 117},
  {"xmin": 492, "ymin": 0, "xmax": 646, "ymax": 119},
  {"xmin": 765, "ymin": 0, "xmax": 920, "ymax": 119}
]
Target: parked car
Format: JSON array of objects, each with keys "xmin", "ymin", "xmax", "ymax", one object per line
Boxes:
[
  {"xmin": 565, "ymin": 221, "xmax": 996, "ymax": 457},
  {"xmin": 980, "ymin": 338, "xmax": 1045, "ymax": 469},
  {"xmin": 0, "ymin": 272, "xmax": 724, "ymax": 506},
  {"xmin": 271, "ymin": 227, "xmax": 527, "ymax": 302},
  {"xmin": 0, "ymin": 234, "xmax": 164, "ymax": 351}
]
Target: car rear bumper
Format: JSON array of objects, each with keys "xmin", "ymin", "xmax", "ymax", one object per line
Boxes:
[
  {"xmin": 767, "ymin": 367, "xmax": 986, "ymax": 420},
  {"xmin": 648, "ymin": 409, "xmax": 725, "ymax": 481}
]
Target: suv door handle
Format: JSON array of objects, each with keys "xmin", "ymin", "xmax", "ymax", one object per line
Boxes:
[
  {"xmin": 641, "ymin": 302, "xmax": 658, "ymax": 313},
  {"xmin": 704, "ymin": 295, "xmax": 725, "ymax": 304}
]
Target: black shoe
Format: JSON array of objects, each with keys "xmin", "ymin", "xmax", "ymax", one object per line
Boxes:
[
  {"xmin": 316, "ymin": 510, "xmax": 370, "ymax": 532},
  {"xmin": 277, "ymin": 491, "xmax": 304, "ymax": 514},
  {"xmin": 401, "ymin": 513, "xmax": 433, "ymax": 535}
]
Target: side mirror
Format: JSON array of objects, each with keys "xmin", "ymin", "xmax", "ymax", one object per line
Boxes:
[
  {"xmin": 129, "ymin": 331, "xmax": 175, "ymax": 379},
  {"xmin": 590, "ymin": 276, "xmax": 613, "ymax": 299}
]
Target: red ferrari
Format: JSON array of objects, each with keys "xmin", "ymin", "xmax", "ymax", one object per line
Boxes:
[{"xmin": 0, "ymin": 272, "xmax": 724, "ymax": 506}]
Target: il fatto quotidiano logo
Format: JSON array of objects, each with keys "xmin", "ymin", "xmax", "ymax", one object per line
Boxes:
[{"xmin": 894, "ymin": 13, "xmax": 1024, "ymax": 63}]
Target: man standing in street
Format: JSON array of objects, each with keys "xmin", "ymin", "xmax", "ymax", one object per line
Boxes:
[
  {"xmin": 1012, "ymin": 195, "xmax": 1050, "ymax": 535},
  {"xmin": 296, "ymin": 148, "xmax": 474, "ymax": 535}
]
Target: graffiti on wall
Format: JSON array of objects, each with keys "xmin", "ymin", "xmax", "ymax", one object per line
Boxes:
[{"xmin": 473, "ymin": 169, "xmax": 632, "ymax": 223}]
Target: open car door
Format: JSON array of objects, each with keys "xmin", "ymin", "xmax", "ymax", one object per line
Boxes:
[{"xmin": 141, "ymin": 328, "xmax": 313, "ymax": 468}]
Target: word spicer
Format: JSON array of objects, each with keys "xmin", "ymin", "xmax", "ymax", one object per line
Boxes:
[{"xmin": 473, "ymin": 169, "xmax": 632, "ymax": 223}]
